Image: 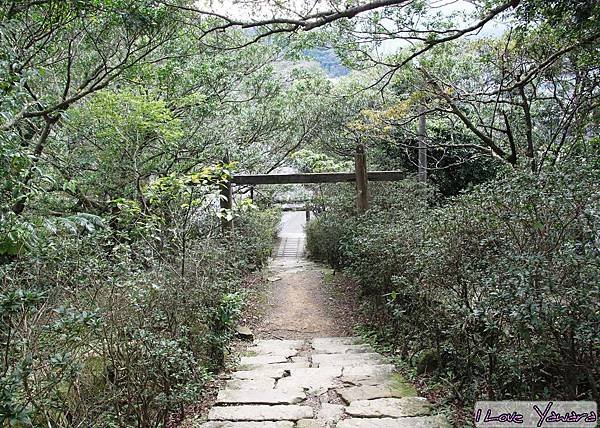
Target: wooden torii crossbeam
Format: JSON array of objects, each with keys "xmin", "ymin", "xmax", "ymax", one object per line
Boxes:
[
  {"xmin": 231, "ymin": 171, "xmax": 404, "ymax": 185},
  {"xmin": 220, "ymin": 145, "xmax": 404, "ymax": 233}
]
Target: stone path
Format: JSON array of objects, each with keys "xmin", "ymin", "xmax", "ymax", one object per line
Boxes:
[
  {"xmin": 199, "ymin": 338, "xmax": 448, "ymax": 428},
  {"xmin": 275, "ymin": 235, "xmax": 306, "ymax": 258},
  {"xmin": 275, "ymin": 211, "xmax": 306, "ymax": 259},
  {"xmin": 197, "ymin": 213, "xmax": 448, "ymax": 427}
]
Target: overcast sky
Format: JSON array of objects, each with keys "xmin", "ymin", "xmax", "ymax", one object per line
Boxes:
[{"xmin": 197, "ymin": 0, "xmax": 507, "ymax": 55}]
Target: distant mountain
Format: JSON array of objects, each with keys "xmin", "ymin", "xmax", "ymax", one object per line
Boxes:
[{"xmin": 304, "ymin": 48, "xmax": 349, "ymax": 78}]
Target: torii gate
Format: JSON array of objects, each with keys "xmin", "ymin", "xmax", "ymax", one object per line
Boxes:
[{"xmin": 220, "ymin": 145, "xmax": 405, "ymax": 233}]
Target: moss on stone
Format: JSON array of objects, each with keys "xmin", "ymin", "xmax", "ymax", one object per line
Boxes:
[{"xmin": 389, "ymin": 372, "xmax": 418, "ymax": 397}]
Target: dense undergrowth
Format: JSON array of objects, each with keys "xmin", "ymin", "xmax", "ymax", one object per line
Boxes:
[
  {"xmin": 1, "ymin": 205, "xmax": 279, "ymax": 426},
  {"xmin": 306, "ymin": 159, "xmax": 599, "ymax": 404}
]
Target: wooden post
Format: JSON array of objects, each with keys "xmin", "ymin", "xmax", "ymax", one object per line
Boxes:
[
  {"xmin": 355, "ymin": 144, "xmax": 368, "ymax": 213},
  {"xmin": 220, "ymin": 154, "xmax": 233, "ymax": 234},
  {"xmin": 305, "ymin": 207, "xmax": 310, "ymax": 222},
  {"xmin": 417, "ymin": 107, "xmax": 427, "ymax": 182}
]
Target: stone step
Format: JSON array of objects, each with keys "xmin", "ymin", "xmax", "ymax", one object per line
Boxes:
[
  {"xmin": 311, "ymin": 337, "xmax": 362, "ymax": 347},
  {"xmin": 201, "ymin": 338, "xmax": 448, "ymax": 428},
  {"xmin": 311, "ymin": 343, "xmax": 374, "ymax": 354},
  {"xmin": 226, "ymin": 379, "xmax": 277, "ymax": 391},
  {"xmin": 208, "ymin": 405, "xmax": 313, "ymax": 422},
  {"xmin": 246, "ymin": 347, "xmax": 300, "ymax": 358},
  {"xmin": 240, "ymin": 355, "xmax": 289, "ymax": 366},
  {"xmin": 336, "ymin": 415, "xmax": 450, "ymax": 428},
  {"xmin": 335, "ymin": 385, "xmax": 411, "ymax": 402},
  {"xmin": 241, "ymin": 362, "xmax": 310, "ymax": 371},
  {"xmin": 275, "ymin": 373, "xmax": 341, "ymax": 395},
  {"xmin": 340, "ymin": 364, "xmax": 396, "ymax": 383},
  {"xmin": 200, "ymin": 422, "xmax": 295, "ymax": 428},
  {"xmin": 253, "ymin": 340, "xmax": 304, "ymax": 349},
  {"xmin": 287, "ymin": 366, "xmax": 343, "ymax": 378},
  {"xmin": 232, "ymin": 368, "xmax": 288, "ymax": 380},
  {"xmin": 345, "ymin": 397, "xmax": 432, "ymax": 418},
  {"xmin": 216, "ymin": 387, "xmax": 305, "ymax": 405},
  {"xmin": 311, "ymin": 352, "xmax": 385, "ymax": 367}
]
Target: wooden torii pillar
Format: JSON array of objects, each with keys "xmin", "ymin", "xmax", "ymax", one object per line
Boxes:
[
  {"xmin": 220, "ymin": 153, "xmax": 233, "ymax": 234},
  {"xmin": 355, "ymin": 144, "xmax": 368, "ymax": 214}
]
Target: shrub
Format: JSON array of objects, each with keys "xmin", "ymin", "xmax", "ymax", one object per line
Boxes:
[
  {"xmin": 0, "ymin": 208, "xmax": 279, "ymax": 426},
  {"xmin": 234, "ymin": 208, "xmax": 281, "ymax": 270},
  {"xmin": 306, "ymin": 215, "xmax": 348, "ymax": 268},
  {"xmin": 307, "ymin": 160, "xmax": 599, "ymax": 402},
  {"xmin": 305, "ymin": 183, "xmax": 356, "ymax": 268}
]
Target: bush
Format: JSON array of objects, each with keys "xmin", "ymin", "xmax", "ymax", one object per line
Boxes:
[
  {"xmin": 306, "ymin": 215, "xmax": 347, "ymax": 268},
  {"xmin": 306, "ymin": 161, "xmax": 599, "ymax": 402},
  {"xmin": 235, "ymin": 208, "xmax": 281, "ymax": 270},
  {"xmin": 305, "ymin": 183, "xmax": 355, "ymax": 268},
  {"xmin": 0, "ymin": 208, "xmax": 279, "ymax": 426}
]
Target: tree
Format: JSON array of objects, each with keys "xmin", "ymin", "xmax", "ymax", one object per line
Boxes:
[
  {"xmin": 347, "ymin": 31, "xmax": 597, "ymax": 177},
  {"xmin": 0, "ymin": 1, "xmax": 184, "ymax": 216}
]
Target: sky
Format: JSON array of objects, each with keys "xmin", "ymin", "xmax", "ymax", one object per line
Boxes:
[
  {"xmin": 197, "ymin": 0, "xmax": 507, "ymax": 35},
  {"xmin": 196, "ymin": 0, "xmax": 507, "ymax": 59}
]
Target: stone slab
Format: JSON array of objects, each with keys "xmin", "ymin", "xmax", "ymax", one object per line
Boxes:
[
  {"xmin": 254, "ymin": 340, "xmax": 303, "ymax": 350},
  {"xmin": 316, "ymin": 403, "xmax": 345, "ymax": 421},
  {"xmin": 289, "ymin": 367, "xmax": 343, "ymax": 378},
  {"xmin": 236, "ymin": 326, "xmax": 254, "ymax": 340},
  {"xmin": 274, "ymin": 362, "xmax": 311, "ymax": 369},
  {"xmin": 216, "ymin": 388, "xmax": 306, "ymax": 405},
  {"xmin": 296, "ymin": 420, "xmax": 327, "ymax": 428},
  {"xmin": 340, "ymin": 365, "xmax": 395, "ymax": 383},
  {"xmin": 312, "ymin": 353, "xmax": 384, "ymax": 366},
  {"xmin": 336, "ymin": 416, "xmax": 450, "ymax": 428},
  {"xmin": 345, "ymin": 398, "xmax": 431, "ymax": 418},
  {"xmin": 232, "ymin": 368, "xmax": 287, "ymax": 380},
  {"xmin": 226, "ymin": 379, "xmax": 276, "ymax": 390},
  {"xmin": 200, "ymin": 422, "xmax": 295, "ymax": 428},
  {"xmin": 247, "ymin": 340, "xmax": 302, "ymax": 358},
  {"xmin": 336, "ymin": 385, "xmax": 406, "ymax": 402},
  {"xmin": 242, "ymin": 362, "xmax": 310, "ymax": 371},
  {"xmin": 311, "ymin": 344, "xmax": 374, "ymax": 354},
  {"xmin": 208, "ymin": 405, "xmax": 313, "ymax": 421},
  {"xmin": 312, "ymin": 337, "xmax": 362, "ymax": 348},
  {"xmin": 277, "ymin": 367, "xmax": 343, "ymax": 395},
  {"xmin": 246, "ymin": 348, "xmax": 299, "ymax": 358},
  {"xmin": 240, "ymin": 355, "xmax": 289, "ymax": 366},
  {"xmin": 276, "ymin": 375, "xmax": 338, "ymax": 396},
  {"xmin": 323, "ymin": 360, "xmax": 385, "ymax": 368}
]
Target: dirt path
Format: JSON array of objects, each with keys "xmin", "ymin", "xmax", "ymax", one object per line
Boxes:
[
  {"xmin": 256, "ymin": 212, "xmax": 354, "ymax": 339},
  {"xmin": 193, "ymin": 212, "xmax": 450, "ymax": 428}
]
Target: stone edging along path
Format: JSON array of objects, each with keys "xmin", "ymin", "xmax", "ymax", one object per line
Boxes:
[{"xmin": 198, "ymin": 337, "xmax": 449, "ymax": 428}]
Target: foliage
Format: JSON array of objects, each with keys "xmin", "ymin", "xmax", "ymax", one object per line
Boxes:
[
  {"xmin": 291, "ymin": 149, "xmax": 352, "ymax": 173},
  {"xmin": 307, "ymin": 160, "xmax": 599, "ymax": 403},
  {"xmin": 0, "ymin": 12, "xmax": 284, "ymax": 419},
  {"xmin": 350, "ymin": 31, "xmax": 599, "ymax": 176},
  {"xmin": 305, "ymin": 215, "xmax": 346, "ymax": 268},
  {"xmin": 0, "ymin": 206, "xmax": 279, "ymax": 426}
]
